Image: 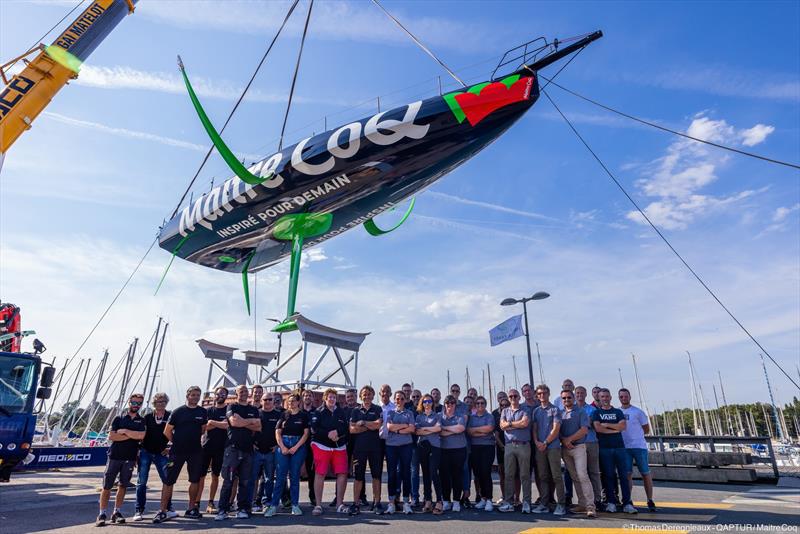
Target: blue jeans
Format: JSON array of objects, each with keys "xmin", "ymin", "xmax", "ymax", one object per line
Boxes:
[
  {"xmin": 386, "ymin": 443, "xmax": 413, "ymax": 499},
  {"xmin": 410, "ymin": 443, "xmax": 420, "ymax": 500},
  {"xmin": 136, "ymin": 450, "xmax": 170, "ymax": 512},
  {"xmin": 271, "ymin": 436, "xmax": 306, "ymax": 507},
  {"xmin": 248, "ymin": 449, "xmax": 276, "ymax": 506},
  {"xmin": 599, "ymin": 447, "xmax": 631, "ymax": 506}
]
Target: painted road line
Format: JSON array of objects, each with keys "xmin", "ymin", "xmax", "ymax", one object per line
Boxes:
[
  {"xmin": 519, "ymin": 529, "xmax": 688, "ymax": 534},
  {"xmin": 633, "ymin": 501, "xmax": 734, "ymax": 510}
]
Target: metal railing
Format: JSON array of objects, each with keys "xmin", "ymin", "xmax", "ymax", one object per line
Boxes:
[{"xmin": 646, "ymin": 435, "xmax": 780, "ymax": 480}]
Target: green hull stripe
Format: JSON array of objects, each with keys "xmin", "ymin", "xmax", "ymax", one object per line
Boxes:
[{"xmin": 363, "ymin": 198, "xmax": 415, "ymax": 236}]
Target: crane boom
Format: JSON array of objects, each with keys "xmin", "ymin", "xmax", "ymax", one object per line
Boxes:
[{"xmin": 0, "ymin": 0, "xmax": 138, "ymax": 154}]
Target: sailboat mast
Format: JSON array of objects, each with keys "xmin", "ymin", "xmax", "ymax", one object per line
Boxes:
[
  {"xmin": 631, "ymin": 353, "xmax": 654, "ymax": 433},
  {"xmin": 760, "ymin": 353, "xmax": 784, "ymax": 441},
  {"xmin": 687, "ymin": 352, "xmax": 702, "ymax": 435}
]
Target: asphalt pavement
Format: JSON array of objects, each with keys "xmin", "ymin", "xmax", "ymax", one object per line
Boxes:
[{"xmin": 1, "ymin": 466, "xmax": 798, "ymax": 534}]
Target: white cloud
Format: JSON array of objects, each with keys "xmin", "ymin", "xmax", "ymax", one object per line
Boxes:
[
  {"xmin": 139, "ymin": 0, "xmax": 498, "ymax": 53},
  {"xmin": 622, "ymin": 64, "xmax": 800, "ymax": 102},
  {"xmin": 76, "ymin": 65, "xmax": 339, "ymax": 106},
  {"xmin": 42, "ymin": 111, "xmax": 263, "ymax": 161},
  {"xmin": 425, "ymin": 191, "xmax": 559, "ymax": 222},
  {"xmin": 628, "ymin": 114, "xmax": 771, "ymax": 230},
  {"xmin": 739, "ymin": 124, "xmax": 776, "ymax": 147},
  {"xmin": 773, "ymin": 203, "xmax": 800, "ymax": 222}
]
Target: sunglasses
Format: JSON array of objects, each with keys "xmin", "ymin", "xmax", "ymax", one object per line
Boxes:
[
  {"xmin": 445, "ymin": 401, "xmax": 455, "ymax": 405},
  {"xmin": 422, "ymin": 400, "xmax": 433, "ymax": 404},
  {"xmin": 561, "ymin": 397, "xmax": 572, "ymax": 400},
  {"xmin": 130, "ymin": 401, "xmax": 142, "ymax": 406},
  {"xmin": 264, "ymin": 398, "xmax": 274, "ymax": 402}
]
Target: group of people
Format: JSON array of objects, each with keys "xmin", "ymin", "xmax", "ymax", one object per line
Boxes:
[{"xmin": 95, "ymin": 378, "xmax": 657, "ymax": 526}]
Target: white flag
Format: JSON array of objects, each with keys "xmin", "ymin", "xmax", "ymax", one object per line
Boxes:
[{"xmin": 489, "ymin": 314, "xmax": 524, "ymax": 346}]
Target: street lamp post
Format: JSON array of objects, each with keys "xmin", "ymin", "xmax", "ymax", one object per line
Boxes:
[{"xmin": 501, "ymin": 291, "xmax": 550, "ymax": 388}]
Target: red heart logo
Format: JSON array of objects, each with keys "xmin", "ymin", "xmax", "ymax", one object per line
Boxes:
[{"xmin": 454, "ymin": 77, "xmax": 533, "ymax": 127}]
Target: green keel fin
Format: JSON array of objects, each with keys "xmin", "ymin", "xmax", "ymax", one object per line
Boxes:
[
  {"xmin": 271, "ymin": 213, "xmax": 333, "ymax": 332},
  {"xmin": 363, "ymin": 198, "xmax": 415, "ymax": 236},
  {"xmin": 241, "ymin": 251, "xmax": 255, "ymax": 315}
]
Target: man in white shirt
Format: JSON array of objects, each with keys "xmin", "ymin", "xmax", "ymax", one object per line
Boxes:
[{"xmin": 619, "ymin": 388, "xmax": 656, "ymax": 512}]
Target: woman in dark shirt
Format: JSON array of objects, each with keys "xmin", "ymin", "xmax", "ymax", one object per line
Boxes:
[
  {"xmin": 265, "ymin": 393, "xmax": 309, "ymax": 517},
  {"xmin": 439, "ymin": 395, "xmax": 467, "ymax": 513}
]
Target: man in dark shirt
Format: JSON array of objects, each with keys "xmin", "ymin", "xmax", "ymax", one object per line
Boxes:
[
  {"xmin": 197, "ymin": 386, "xmax": 228, "ymax": 514},
  {"xmin": 96, "ymin": 393, "xmax": 146, "ymax": 526},
  {"xmin": 250, "ymin": 394, "xmax": 281, "ymax": 511},
  {"xmin": 301, "ymin": 389, "xmax": 317, "ymax": 506},
  {"xmin": 349, "ymin": 385, "xmax": 383, "ymax": 515},
  {"xmin": 591, "ymin": 388, "xmax": 633, "ymax": 514},
  {"xmin": 153, "ymin": 386, "xmax": 208, "ymax": 524},
  {"xmin": 134, "ymin": 393, "xmax": 172, "ymax": 521},
  {"xmin": 215, "ymin": 384, "xmax": 261, "ymax": 521},
  {"xmin": 341, "ymin": 388, "xmax": 365, "ymax": 505}
]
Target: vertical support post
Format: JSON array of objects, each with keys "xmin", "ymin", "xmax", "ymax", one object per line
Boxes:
[
  {"xmin": 353, "ymin": 351, "xmax": 359, "ymax": 389},
  {"xmin": 300, "ymin": 340, "xmax": 309, "ymax": 389},
  {"xmin": 206, "ymin": 361, "xmax": 214, "ymax": 393},
  {"xmin": 522, "ymin": 300, "xmax": 535, "ymax": 388}
]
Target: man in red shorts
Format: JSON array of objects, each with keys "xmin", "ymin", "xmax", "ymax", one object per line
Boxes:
[{"xmin": 309, "ymin": 388, "xmax": 349, "ymax": 515}]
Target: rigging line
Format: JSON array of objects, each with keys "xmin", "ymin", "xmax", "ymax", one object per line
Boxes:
[
  {"xmin": 543, "ymin": 89, "xmax": 800, "ymax": 392},
  {"xmin": 4, "ymin": 0, "xmax": 87, "ymax": 73},
  {"xmin": 537, "ymin": 45, "xmax": 584, "ymax": 91},
  {"xmin": 169, "ymin": 0, "xmax": 301, "ymax": 219},
  {"xmin": 540, "ymin": 75, "xmax": 800, "ymax": 171},
  {"xmin": 278, "ymin": 0, "xmax": 314, "ymax": 152},
  {"xmin": 370, "ymin": 0, "xmax": 466, "ymax": 88},
  {"xmin": 70, "ymin": 236, "xmax": 157, "ymax": 360}
]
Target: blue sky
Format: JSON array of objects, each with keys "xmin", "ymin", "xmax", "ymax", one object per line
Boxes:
[{"xmin": 1, "ymin": 0, "xmax": 798, "ymax": 413}]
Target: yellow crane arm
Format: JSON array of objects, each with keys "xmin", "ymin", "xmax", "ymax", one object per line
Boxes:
[{"xmin": 0, "ymin": 0, "xmax": 137, "ymax": 153}]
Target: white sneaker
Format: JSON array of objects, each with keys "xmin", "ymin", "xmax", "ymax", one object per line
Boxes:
[
  {"xmin": 214, "ymin": 512, "xmax": 227, "ymax": 521},
  {"xmin": 452, "ymin": 501, "xmax": 461, "ymax": 512},
  {"xmin": 522, "ymin": 501, "xmax": 532, "ymax": 513},
  {"xmin": 476, "ymin": 499, "xmax": 486, "ymax": 510},
  {"xmin": 386, "ymin": 502, "xmax": 396, "ymax": 514},
  {"xmin": 554, "ymin": 504, "xmax": 566, "ymax": 516},
  {"xmin": 132, "ymin": 511, "xmax": 144, "ymax": 522},
  {"xmin": 403, "ymin": 502, "xmax": 412, "ymax": 515},
  {"xmin": 498, "ymin": 502, "xmax": 514, "ymax": 513},
  {"xmin": 623, "ymin": 503, "xmax": 638, "ymax": 514},
  {"xmin": 235, "ymin": 510, "xmax": 249, "ymax": 519},
  {"xmin": 443, "ymin": 501, "xmax": 452, "ymax": 511},
  {"xmin": 485, "ymin": 500, "xmax": 494, "ymax": 512},
  {"xmin": 291, "ymin": 505, "xmax": 303, "ymax": 516},
  {"xmin": 532, "ymin": 503, "xmax": 548, "ymax": 514},
  {"xmin": 252, "ymin": 504, "xmax": 262, "ymax": 513},
  {"xmin": 264, "ymin": 506, "xmax": 276, "ymax": 517},
  {"xmin": 165, "ymin": 510, "xmax": 179, "ymax": 519},
  {"xmin": 605, "ymin": 502, "xmax": 617, "ymax": 513}
]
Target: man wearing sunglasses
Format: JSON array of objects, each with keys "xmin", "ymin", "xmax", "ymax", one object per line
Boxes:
[
  {"xmin": 498, "ymin": 389, "xmax": 532, "ymax": 513},
  {"xmin": 250, "ymin": 394, "xmax": 282, "ymax": 513},
  {"xmin": 134, "ymin": 393, "xmax": 172, "ymax": 521},
  {"xmin": 532, "ymin": 385, "xmax": 566, "ymax": 516},
  {"xmin": 97, "ymin": 393, "xmax": 146, "ymax": 526},
  {"xmin": 559, "ymin": 389, "xmax": 596, "ymax": 518}
]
